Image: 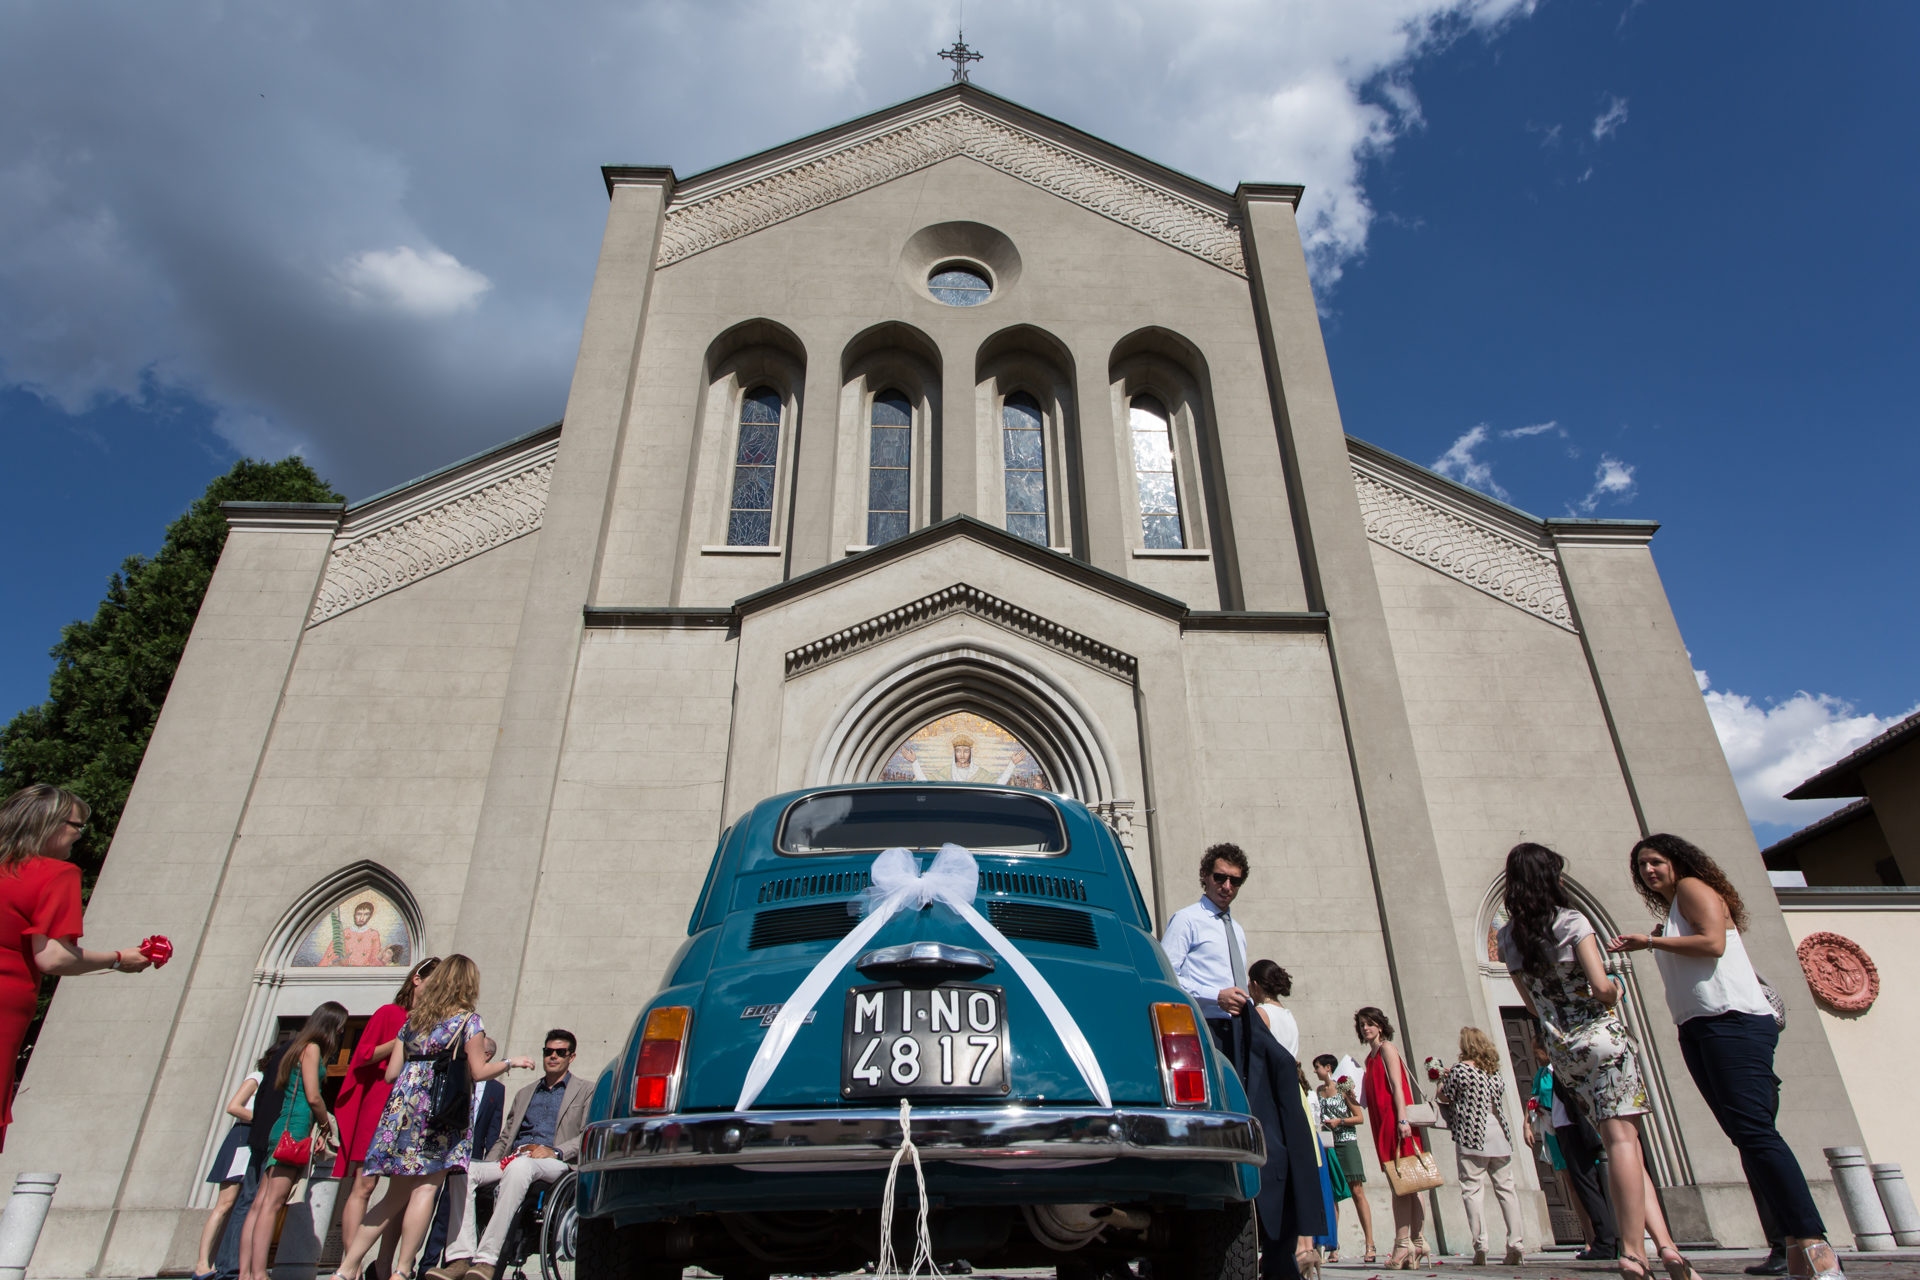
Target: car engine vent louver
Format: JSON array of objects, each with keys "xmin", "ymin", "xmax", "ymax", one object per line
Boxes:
[
  {"xmin": 749, "ymin": 902, "xmax": 860, "ymax": 949},
  {"xmin": 756, "ymin": 870, "xmax": 873, "ymax": 904},
  {"xmin": 984, "ymin": 900, "xmax": 1098, "ymax": 949},
  {"xmin": 977, "ymin": 871, "xmax": 1088, "ymax": 902}
]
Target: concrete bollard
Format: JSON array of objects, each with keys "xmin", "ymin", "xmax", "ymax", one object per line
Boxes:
[
  {"xmin": 1872, "ymin": 1163, "xmax": 1920, "ymax": 1247},
  {"xmin": 0, "ymin": 1172, "xmax": 60, "ymax": 1280},
  {"xmin": 1825, "ymin": 1147, "xmax": 1894, "ymax": 1251}
]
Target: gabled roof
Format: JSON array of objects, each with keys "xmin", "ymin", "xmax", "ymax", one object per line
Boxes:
[
  {"xmin": 1761, "ymin": 798, "xmax": 1876, "ymax": 868},
  {"xmin": 1786, "ymin": 708, "xmax": 1920, "ymax": 800},
  {"xmin": 610, "ymin": 83, "xmax": 1281, "ymax": 277}
]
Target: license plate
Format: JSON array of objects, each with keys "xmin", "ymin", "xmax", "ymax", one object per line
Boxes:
[{"xmin": 842, "ymin": 983, "xmax": 1009, "ymax": 1098}]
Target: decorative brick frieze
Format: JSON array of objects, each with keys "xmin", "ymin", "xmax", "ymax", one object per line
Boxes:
[
  {"xmin": 308, "ymin": 436, "xmax": 557, "ymax": 625},
  {"xmin": 785, "ymin": 584, "xmax": 1138, "ymax": 680},
  {"xmin": 1350, "ymin": 446, "xmax": 1575, "ymax": 632},
  {"xmin": 660, "ymin": 104, "xmax": 1246, "ymax": 276}
]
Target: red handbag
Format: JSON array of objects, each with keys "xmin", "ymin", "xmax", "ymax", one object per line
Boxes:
[{"xmin": 272, "ymin": 1130, "xmax": 315, "ymax": 1167}]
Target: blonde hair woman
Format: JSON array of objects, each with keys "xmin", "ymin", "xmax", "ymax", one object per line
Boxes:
[
  {"xmin": 330, "ymin": 954, "xmax": 533, "ymax": 1280},
  {"xmin": 1435, "ymin": 1027, "xmax": 1525, "ymax": 1266},
  {"xmin": 0, "ymin": 784, "xmax": 154, "ymax": 1151}
]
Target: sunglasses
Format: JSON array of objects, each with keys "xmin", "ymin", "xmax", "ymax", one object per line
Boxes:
[
  {"xmin": 544, "ymin": 1048, "xmax": 574, "ymax": 1058},
  {"xmin": 1209, "ymin": 871, "xmax": 1245, "ymax": 887}
]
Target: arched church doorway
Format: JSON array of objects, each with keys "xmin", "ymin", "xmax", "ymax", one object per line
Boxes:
[
  {"xmin": 192, "ymin": 863, "xmax": 425, "ymax": 1211},
  {"xmin": 1476, "ymin": 873, "xmax": 1692, "ymax": 1245}
]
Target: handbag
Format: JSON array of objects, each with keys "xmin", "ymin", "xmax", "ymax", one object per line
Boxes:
[
  {"xmin": 1401, "ymin": 1058, "xmax": 1447, "ymax": 1131},
  {"xmin": 1384, "ymin": 1149, "xmax": 1444, "ymax": 1195},
  {"xmin": 1755, "ymin": 972, "xmax": 1788, "ymax": 1029},
  {"xmin": 423, "ymin": 1013, "xmax": 476, "ymax": 1136},
  {"xmin": 271, "ymin": 1129, "xmax": 314, "ymax": 1167}
]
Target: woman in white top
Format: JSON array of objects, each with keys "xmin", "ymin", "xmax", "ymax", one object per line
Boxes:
[
  {"xmin": 1249, "ymin": 959, "xmax": 1300, "ymax": 1058},
  {"xmin": 1610, "ymin": 834, "xmax": 1842, "ymax": 1280}
]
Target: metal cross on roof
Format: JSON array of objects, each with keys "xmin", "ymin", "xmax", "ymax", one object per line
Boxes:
[{"xmin": 936, "ymin": 31, "xmax": 983, "ymax": 82}]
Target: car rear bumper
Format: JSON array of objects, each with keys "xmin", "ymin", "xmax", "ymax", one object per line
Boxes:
[{"xmin": 578, "ymin": 1106, "xmax": 1264, "ymax": 1172}]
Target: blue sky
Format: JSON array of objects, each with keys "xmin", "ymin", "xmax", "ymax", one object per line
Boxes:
[{"xmin": 2, "ymin": 1, "xmax": 1913, "ymax": 845}]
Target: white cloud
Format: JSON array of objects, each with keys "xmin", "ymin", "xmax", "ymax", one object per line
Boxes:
[
  {"xmin": 1575, "ymin": 453, "xmax": 1636, "ymax": 511},
  {"xmin": 1501, "ymin": 420, "xmax": 1562, "ymax": 438},
  {"xmin": 1696, "ymin": 668, "xmax": 1916, "ymax": 832},
  {"xmin": 334, "ymin": 246, "xmax": 492, "ymax": 317},
  {"xmin": 1431, "ymin": 424, "xmax": 1509, "ymax": 500},
  {"xmin": 1592, "ymin": 94, "xmax": 1629, "ymax": 142}
]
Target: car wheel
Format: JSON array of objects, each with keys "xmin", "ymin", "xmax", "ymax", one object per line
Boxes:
[
  {"xmin": 1150, "ymin": 1203, "xmax": 1255, "ymax": 1280},
  {"xmin": 575, "ymin": 1216, "xmax": 683, "ymax": 1280}
]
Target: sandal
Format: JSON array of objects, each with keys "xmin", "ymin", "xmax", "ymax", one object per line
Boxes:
[
  {"xmin": 1788, "ymin": 1241, "xmax": 1845, "ymax": 1280},
  {"xmin": 1620, "ymin": 1260, "xmax": 1655, "ymax": 1280},
  {"xmin": 1362, "ymin": 1249, "xmax": 1377, "ymax": 1266},
  {"xmin": 1659, "ymin": 1246, "xmax": 1702, "ymax": 1280}
]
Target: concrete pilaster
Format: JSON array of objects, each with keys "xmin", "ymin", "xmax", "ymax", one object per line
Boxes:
[
  {"xmin": 938, "ymin": 345, "xmax": 976, "ymax": 522},
  {"xmin": 1072, "ymin": 359, "xmax": 1129, "ymax": 576},
  {"xmin": 1554, "ymin": 522, "xmax": 1864, "ymax": 1242},
  {"xmin": 1238, "ymin": 186, "xmax": 1481, "ymax": 1248},
  {"xmin": 0, "ymin": 504, "xmax": 341, "ymax": 1278},
  {"xmin": 450, "ymin": 172, "xmax": 671, "ymax": 1038},
  {"xmin": 787, "ymin": 328, "xmax": 848, "ymax": 575}
]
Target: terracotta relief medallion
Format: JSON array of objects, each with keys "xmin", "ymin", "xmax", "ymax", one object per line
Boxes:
[{"xmin": 1796, "ymin": 932, "xmax": 1879, "ymax": 1013}]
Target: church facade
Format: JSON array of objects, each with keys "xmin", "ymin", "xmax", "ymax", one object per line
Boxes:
[{"xmin": 7, "ymin": 85, "xmax": 1862, "ymax": 1274}]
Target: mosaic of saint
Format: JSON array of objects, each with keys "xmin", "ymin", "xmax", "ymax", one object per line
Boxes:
[
  {"xmin": 878, "ymin": 712, "xmax": 1048, "ymax": 790},
  {"xmin": 290, "ymin": 888, "xmax": 414, "ymax": 968}
]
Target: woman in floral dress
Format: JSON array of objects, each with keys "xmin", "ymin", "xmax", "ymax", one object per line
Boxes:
[
  {"xmin": 330, "ymin": 954, "xmax": 532, "ymax": 1280},
  {"xmin": 1498, "ymin": 843, "xmax": 1696, "ymax": 1280}
]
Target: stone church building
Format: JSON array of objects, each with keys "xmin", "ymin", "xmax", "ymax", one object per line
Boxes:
[{"xmin": 6, "ymin": 84, "xmax": 1862, "ymax": 1274}]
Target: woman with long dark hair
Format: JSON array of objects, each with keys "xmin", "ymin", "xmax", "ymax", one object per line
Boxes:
[
  {"xmin": 238, "ymin": 1001, "xmax": 349, "ymax": 1280},
  {"xmin": 1498, "ymin": 842, "xmax": 1690, "ymax": 1280},
  {"xmin": 1611, "ymin": 834, "xmax": 1842, "ymax": 1280},
  {"xmin": 332, "ymin": 955, "xmax": 441, "ymax": 1275},
  {"xmin": 1354, "ymin": 1006, "xmax": 1427, "ymax": 1269}
]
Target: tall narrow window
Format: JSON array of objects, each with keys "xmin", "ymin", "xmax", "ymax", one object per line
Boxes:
[
  {"xmin": 1130, "ymin": 394, "xmax": 1185, "ymax": 549},
  {"xmin": 867, "ymin": 390, "xmax": 913, "ymax": 545},
  {"xmin": 726, "ymin": 387, "xmax": 783, "ymax": 546},
  {"xmin": 1002, "ymin": 391, "xmax": 1048, "ymax": 546}
]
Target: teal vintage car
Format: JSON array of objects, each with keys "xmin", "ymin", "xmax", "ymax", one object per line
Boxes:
[{"xmin": 574, "ymin": 784, "xmax": 1264, "ymax": 1280}]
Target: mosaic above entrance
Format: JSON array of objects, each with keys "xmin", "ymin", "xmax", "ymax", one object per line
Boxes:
[
  {"xmin": 879, "ymin": 712, "xmax": 1048, "ymax": 790},
  {"xmin": 290, "ymin": 887, "xmax": 415, "ymax": 968}
]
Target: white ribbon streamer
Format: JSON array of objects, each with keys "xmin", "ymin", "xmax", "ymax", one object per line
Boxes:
[
  {"xmin": 873, "ymin": 1099, "xmax": 933, "ymax": 1280},
  {"xmin": 735, "ymin": 843, "xmax": 1112, "ymax": 1111}
]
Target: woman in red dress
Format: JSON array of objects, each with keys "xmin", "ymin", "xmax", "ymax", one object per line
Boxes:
[
  {"xmin": 0, "ymin": 784, "xmax": 154, "ymax": 1150},
  {"xmin": 1356, "ymin": 1005, "xmax": 1429, "ymax": 1270},
  {"xmin": 332, "ymin": 955, "xmax": 440, "ymax": 1272}
]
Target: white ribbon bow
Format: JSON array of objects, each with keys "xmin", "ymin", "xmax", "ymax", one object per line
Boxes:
[{"xmin": 735, "ymin": 843, "xmax": 1112, "ymax": 1111}]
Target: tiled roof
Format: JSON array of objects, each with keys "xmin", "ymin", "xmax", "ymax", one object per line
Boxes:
[
  {"xmin": 1785, "ymin": 708, "xmax": 1920, "ymax": 800},
  {"xmin": 1760, "ymin": 798, "xmax": 1875, "ymax": 867}
]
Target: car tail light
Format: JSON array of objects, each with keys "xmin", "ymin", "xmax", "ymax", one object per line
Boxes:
[
  {"xmin": 1152, "ymin": 1002, "xmax": 1209, "ymax": 1108},
  {"xmin": 633, "ymin": 1006, "xmax": 691, "ymax": 1114}
]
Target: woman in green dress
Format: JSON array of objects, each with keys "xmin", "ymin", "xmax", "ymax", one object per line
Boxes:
[
  {"xmin": 239, "ymin": 1001, "xmax": 348, "ymax": 1280},
  {"xmin": 1312, "ymin": 1054, "xmax": 1377, "ymax": 1264}
]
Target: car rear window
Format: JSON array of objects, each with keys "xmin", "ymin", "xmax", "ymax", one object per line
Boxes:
[{"xmin": 778, "ymin": 789, "xmax": 1068, "ymax": 856}]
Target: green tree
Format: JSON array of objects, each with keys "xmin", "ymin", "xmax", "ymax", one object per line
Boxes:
[{"xmin": 0, "ymin": 456, "xmax": 343, "ymax": 893}]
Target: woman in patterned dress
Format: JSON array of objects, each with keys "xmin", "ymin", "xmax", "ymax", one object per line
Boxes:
[
  {"xmin": 1435, "ymin": 1026, "xmax": 1524, "ymax": 1266},
  {"xmin": 1498, "ymin": 843, "xmax": 1695, "ymax": 1280},
  {"xmin": 330, "ymin": 954, "xmax": 532, "ymax": 1280}
]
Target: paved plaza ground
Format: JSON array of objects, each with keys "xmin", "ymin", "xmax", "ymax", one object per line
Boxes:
[{"xmin": 777, "ymin": 1255, "xmax": 1920, "ymax": 1280}]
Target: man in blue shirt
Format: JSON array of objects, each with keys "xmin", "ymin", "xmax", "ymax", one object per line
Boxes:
[
  {"xmin": 429, "ymin": 1030, "xmax": 592, "ymax": 1280},
  {"xmin": 1159, "ymin": 842, "xmax": 1252, "ymax": 1052}
]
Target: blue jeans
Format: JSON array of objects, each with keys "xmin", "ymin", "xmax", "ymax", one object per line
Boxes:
[{"xmin": 1676, "ymin": 1011, "xmax": 1824, "ymax": 1238}]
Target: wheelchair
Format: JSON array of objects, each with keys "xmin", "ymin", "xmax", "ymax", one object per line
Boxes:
[{"xmin": 471, "ymin": 1167, "xmax": 579, "ymax": 1280}]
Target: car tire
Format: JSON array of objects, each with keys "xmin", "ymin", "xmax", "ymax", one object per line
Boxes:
[
  {"xmin": 575, "ymin": 1216, "xmax": 683, "ymax": 1280},
  {"xmin": 1150, "ymin": 1203, "xmax": 1255, "ymax": 1280}
]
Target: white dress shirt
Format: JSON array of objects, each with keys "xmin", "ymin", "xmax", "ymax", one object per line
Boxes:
[{"xmin": 1160, "ymin": 895, "xmax": 1246, "ymax": 1018}]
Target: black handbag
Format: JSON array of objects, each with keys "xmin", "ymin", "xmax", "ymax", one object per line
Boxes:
[{"xmin": 423, "ymin": 1014, "xmax": 475, "ymax": 1135}]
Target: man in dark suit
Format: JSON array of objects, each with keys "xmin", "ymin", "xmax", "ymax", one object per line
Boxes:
[
  {"xmin": 1223, "ymin": 1009, "xmax": 1325, "ymax": 1280},
  {"xmin": 422, "ymin": 1038, "xmax": 507, "ymax": 1268},
  {"xmin": 427, "ymin": 1029, "xmax": 592, "ymax": 1280}
]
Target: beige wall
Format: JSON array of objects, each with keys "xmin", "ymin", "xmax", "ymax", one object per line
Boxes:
[{"xmin": 1781, "ymin": 901, "xmax": 1918, "ymax": 1179}]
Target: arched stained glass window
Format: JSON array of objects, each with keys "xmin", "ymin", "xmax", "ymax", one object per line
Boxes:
[
  {"xmin": 726, "ymin": 387, "xmax": 783, "ymax": 546},
  {"xmin": 867, "ymin": 390, "xmax": 913, "ymax": 545},
  {"xmin": 1002, "ymin": 391, "xmax": 1048, "ymax": 546},
  {"xmin": 1130, "ymin": 394, "xmax": 1185, "ymax": 549}
]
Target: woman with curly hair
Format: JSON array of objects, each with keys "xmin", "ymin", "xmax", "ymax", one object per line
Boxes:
[
  {"xmin": 1610, "ymin": 834, "xmax": 1842, "ymax": 1280},
  {"xmin": 1498, "ymin": 843, "xmax": 1691, "ymax": 1280}
]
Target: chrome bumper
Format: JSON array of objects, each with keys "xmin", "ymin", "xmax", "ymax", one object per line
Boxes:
[{"xmin": 578, "ymin": 1106, "xmax": 1264, "ymax": 1173}]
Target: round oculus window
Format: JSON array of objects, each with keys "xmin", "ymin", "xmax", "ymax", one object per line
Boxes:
[{"xmin": 928, "ymin": 263, "xmax": 992, "ymax": 306}]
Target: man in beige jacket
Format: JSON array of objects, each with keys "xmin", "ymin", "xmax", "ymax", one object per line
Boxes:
[{"xmin": 429, "ymin": 1029, "xmax": 592, "ymax": 1280}]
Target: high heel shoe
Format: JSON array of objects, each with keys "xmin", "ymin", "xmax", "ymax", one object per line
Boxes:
[
  {"xmin": 1385, "ymin": 1239, "xmax": 1414, "ymax": 1270},
  {"xmin": 1362, "ymin": 1247, "xmax": 1378, "ymax": 1266},
  {"xmin": 1658, "ymin": 1245, "xmax": 1702, "ymax": 1280},
  {"xmin": 1619, "ymin": 1258, "xmax": 1655, "ymax": 1280},
  {"xmin": 1294, "ymin": 1246, "xmax": 1322, "ymax": 1280},
  {"xmin": 1788, "ymin": 1241, "xmax": 1846, "ymax": 1280},
  {"xmin": 1410, "ymin": 1234, "xmax": 1432, "ymax": 1266}
]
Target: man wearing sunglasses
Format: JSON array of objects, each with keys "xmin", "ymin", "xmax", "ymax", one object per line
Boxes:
[
  {"xmin": 1159, "ymin": 842, "xmax": 1253, "ymax": 1052},
  {"xmin": 431, "ymin": 1030, "xmax": 591, "ymax": 1280}
]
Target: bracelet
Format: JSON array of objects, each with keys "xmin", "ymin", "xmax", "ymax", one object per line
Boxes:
[{"xmin": 107, "ymin": 952, "xmax": 122, "ymax": 973}]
